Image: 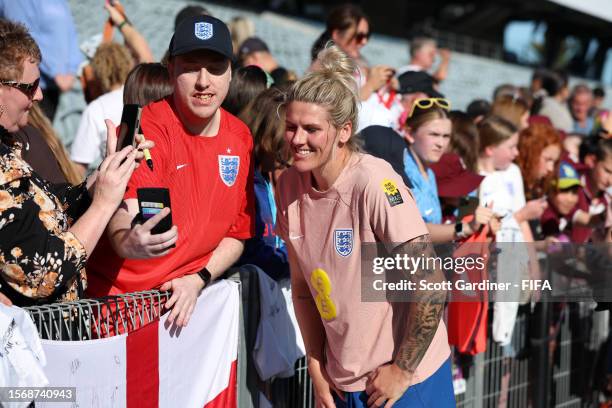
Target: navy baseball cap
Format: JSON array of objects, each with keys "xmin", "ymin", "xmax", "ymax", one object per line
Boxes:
[
  {"xmin": 168, "ymin": 15, "xmax": 233, "ymax": 59},
  {"xmin": 238, "ymin": 37, "xmax": 270, "ymax": 58},
  {"xmin": 557, "ymin": 162, "xmax": 581, "ymax": 190},
  {"xmin": 397, "ymin": 71, "xmax": 443, "ymax": 98}
]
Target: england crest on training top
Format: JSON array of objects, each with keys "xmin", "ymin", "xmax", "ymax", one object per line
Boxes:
[
  {"xmin": 218, "ymin": 155, "xmax": 240, "ymax": 187},
  {"xmin": 334, "ymin": 229, "xmax": 353, "ymax": 257},
  {"xmin": 194, "ymin": 22, "xmax": 213, "ymax": 40}
]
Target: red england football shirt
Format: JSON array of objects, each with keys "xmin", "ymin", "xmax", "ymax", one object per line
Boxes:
[{"xmin": 87, "ymin": 98, "xmax": 254, "ymax": 296}]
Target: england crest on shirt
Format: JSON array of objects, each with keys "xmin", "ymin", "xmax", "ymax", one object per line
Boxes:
[
  {"xmin": 194, "ymin": 22, "xmax": 213, "ymax": 40},
  {"xmin": 334, "ymin": 229, "xmax": 353, "ymax": 257},
  {"xmin": 218, "ymin": 155, "xmax": 240, "ymax": 187}
]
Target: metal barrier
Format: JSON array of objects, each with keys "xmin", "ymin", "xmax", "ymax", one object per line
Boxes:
[
  {"xmin": 267, "ymin": 302, "xmax": 608, "ymax": 408},
  {"xmin": 22, "ymin": 271, "xmax": 610, "ymax": 407},
  {"xmin": 25, "ymin": 290, "xmax": 171, "ymax": 341}
]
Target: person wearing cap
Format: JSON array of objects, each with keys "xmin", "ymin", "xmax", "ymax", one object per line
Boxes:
[
  {"xmin": 87, "ymin": 15, "xmax": 255, "ymax": 328},
  {"xmin": 237, "ymin": 36, "xmax": 291, "ymax": 87},
  {"xmin": 396, "ymin": 71, "xmax": 444, "ymax": 127},
  {"xmin": 540, "ymin": 162, "xmax": 605, "ymax": 240}
]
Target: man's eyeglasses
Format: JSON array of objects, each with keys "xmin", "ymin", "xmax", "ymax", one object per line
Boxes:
[
  {"xmin": 408, "ymin": 97, "xmax": 451, "ymax": 118},
  {"xmin": 353, "ymin": 31, "xmax": 370, "ymax": 43},
  {"xmin": 0, "ymin": 78, "xmax": 40, "ymax": 99}
]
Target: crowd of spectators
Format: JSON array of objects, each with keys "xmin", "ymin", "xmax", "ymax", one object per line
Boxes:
[{"xmin": 0, "ymin": 1, "xmax": 611, "ymax": 406}]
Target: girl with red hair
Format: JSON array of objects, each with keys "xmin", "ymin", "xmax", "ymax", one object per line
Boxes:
[{"xmin": 517, "ymin": 122, "xmax": 562, "ymax": 201}]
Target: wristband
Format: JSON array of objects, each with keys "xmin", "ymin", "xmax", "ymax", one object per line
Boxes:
[
  {"xmin": 197, "ymin": 267, "xmax": 212, "ymax": 288},
  {"xmin": 117, "ymin": 20, "xmax": 129, "ymax": 30},
  {"xmin": 454, "ymin": 222, "xmax": 468, "ymax": 240}
]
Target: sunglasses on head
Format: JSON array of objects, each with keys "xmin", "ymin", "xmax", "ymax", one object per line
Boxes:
[
  {"xmin": 0, "ymin": 77, "xmax": 40, "ymax": 99},
  {"xmin": 408, "ymin": 97, "xmax": 451, "ymax": 118}
]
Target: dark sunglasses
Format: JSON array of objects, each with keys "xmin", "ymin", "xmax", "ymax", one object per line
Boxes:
[
  {"xmin": 0, "ymin": 77, "xmax": 40, "ymax": 98},
  {"xmin": 353, "ymin": 31, "xmax": 370, "ymax": 43}
]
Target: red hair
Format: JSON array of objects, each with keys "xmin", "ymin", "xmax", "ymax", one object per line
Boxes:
[{"xmin": 517, "ymin": 123, "xmax": 561, "ymax": 199}]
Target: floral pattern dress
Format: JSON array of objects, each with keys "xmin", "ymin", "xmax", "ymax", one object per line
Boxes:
[{"xmin": 0, "ymin": 134, "xmax": 91, "ymax": 306}]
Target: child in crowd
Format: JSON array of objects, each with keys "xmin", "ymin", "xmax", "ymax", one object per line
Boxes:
[
  {"xmin": 237, "ymin": 87, "xmax": 290, "ymax": 280},
  {"xmin": 517, "ymin": 123, "xmax": 562, "ymax": 201},
  {"xmin": 540, "ymin": 162, "xmax": 603, "ymax": 241},
  {"xmin": 516, "ymin": 122, "xmax": 562, "ymax": 239},
  {"xmin": 476, "ymin": 115, "xmax": 538, "ymax": 345},
  {"xmin": 403, "ymin": 99, "xmax": 496, "ymax": 242},
  {"xmin": 448, "ymin": 110, "xmax": 480, "ymax": 172},
  {"xmin": 571, "ymin": 137, "xmax": 612, "ymax": 242}
]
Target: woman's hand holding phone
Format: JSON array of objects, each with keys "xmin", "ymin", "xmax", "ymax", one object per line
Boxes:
[{"xmin": 88, "ymin": 120, "xmax": 137, "ymax": 208}]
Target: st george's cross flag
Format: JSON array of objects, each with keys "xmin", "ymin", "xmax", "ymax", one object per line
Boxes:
[{"xmin": 37, "ymin": 280, "xmax": 239, "ymax": 408}]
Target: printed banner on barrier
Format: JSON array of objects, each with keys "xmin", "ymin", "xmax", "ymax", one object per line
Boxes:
[{"xmin": 37, "ymin": 280, "xmax": 239, "ymax": 408}]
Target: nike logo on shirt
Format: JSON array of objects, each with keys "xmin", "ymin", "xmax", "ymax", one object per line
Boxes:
[{"xmin": 176, "ymin": 164, "xmax": 188, "ymax": 170}]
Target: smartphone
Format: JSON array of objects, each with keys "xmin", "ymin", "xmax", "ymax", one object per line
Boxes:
[
  {"xmin": 137, "ymin": 188, "xmax": 172, "ymax": 235},
  {"xmin": 458, "ymin": 196, "xmax": 479, "ymax": 220},
  {"xmin": 117, "ymin": 104, "xmax": 141, "ymax": 151}
]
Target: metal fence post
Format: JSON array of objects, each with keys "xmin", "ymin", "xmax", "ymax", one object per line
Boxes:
[
  {"xmin": 227, "ymin": 271, "xmax": 251, "ymax": 408},
  {"xmin": 230, "ymin": 266, "xmax": 263, "ymax": 408},
  {"xmin": 532, "ymin": 258, "xmax": 551, "ymax": 408},
  {"xmin": 472, "ymin": 352, "xmax": 484, "ymax": 408}
]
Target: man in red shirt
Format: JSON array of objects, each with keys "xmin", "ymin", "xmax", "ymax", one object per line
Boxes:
[{"xmin": 87, "ymin": 15, "xmax": 254, "ymax": 327}]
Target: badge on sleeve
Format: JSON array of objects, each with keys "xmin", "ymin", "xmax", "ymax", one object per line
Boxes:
[
  {"xmin": 334, "ymin": 229, "xmax": 353, "ymax": 257},
  {"xmin": 381, "ymin": 179, "xmax": 403, "ymax": 207},
  {"xmin": 218, "ymin": 155, "xmax": 240, "ymax": 187}
]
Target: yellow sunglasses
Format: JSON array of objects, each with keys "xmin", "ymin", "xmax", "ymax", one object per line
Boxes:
[{"xmin": 407, "ymin": 97, "xmax": 451, "ymax": 118}]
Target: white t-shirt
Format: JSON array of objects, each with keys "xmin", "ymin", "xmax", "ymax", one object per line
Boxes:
[
  {"xmin": 478, "ymin": 163, "xmax": 526, "ymax": 241},
  {"xmin": 479, "ymin": 163, "xmax": 528, "ymax": 345},
  {"xmin": 357, "ymin": 91, "xmax": 404, "ymax": 133},
  {"xmin": 70, "ymin": 87, "xmax": 124, "ymax": 169},
  {"xmin": 396, "ymin": 64, "xmax": 424, "ymax": 77}
]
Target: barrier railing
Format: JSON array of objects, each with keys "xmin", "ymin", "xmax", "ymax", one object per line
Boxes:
[
  {"xmin": 266, "ymin": 303, "xmax": 607, "ymax": 408},
  {"xmin": 25, "ymin": 290, "xmax": 170, "ymax": 341},
  {"xmin": 22, "ymin": 269, "xmax": 610, "ymax": 407}
]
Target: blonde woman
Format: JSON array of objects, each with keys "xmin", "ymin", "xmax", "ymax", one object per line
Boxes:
[{"xmin": 276, "ymin": 45, "xmax": 455, "ymax": 408}]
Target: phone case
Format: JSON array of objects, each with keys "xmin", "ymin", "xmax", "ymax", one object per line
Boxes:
[
  {"xmin": 137, "ymin": 188, "xmax": 172, "ymax": 235},
  {"xmin": 118, "ymin": 104, "xmax": 142, "ymax": 150}
]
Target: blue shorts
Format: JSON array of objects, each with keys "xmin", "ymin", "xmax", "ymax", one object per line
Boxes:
[{"xmin": 333, "ymin": 358, "xmax": 456, "ymax": 408}]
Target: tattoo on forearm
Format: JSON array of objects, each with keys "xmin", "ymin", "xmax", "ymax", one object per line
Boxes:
[{"xmin": 394, "ymin": 234, "xmax": 446, "ymax": 373}]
